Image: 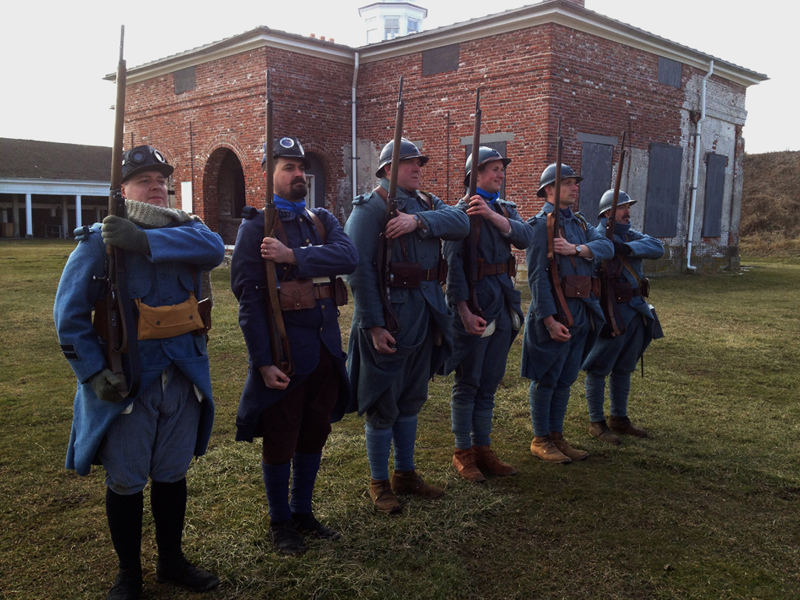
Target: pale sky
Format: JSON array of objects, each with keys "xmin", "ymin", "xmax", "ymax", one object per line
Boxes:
[{"xmin": 0, "ymin": 0, "xmax": 794, "ymax": 154}]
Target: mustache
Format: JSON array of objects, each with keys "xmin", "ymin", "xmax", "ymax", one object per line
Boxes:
[{"xmin": 291, "ymin": 177, "xmax": 307, "ymax": 185}]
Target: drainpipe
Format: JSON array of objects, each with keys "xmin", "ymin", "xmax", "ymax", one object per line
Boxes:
[
  {"xmin": 351, "ymin": 52, "xmax": 360, "ymax": 201},
  {"xmin": 687, "ymin": 60, "xmax": 714, "ymax": 271}
]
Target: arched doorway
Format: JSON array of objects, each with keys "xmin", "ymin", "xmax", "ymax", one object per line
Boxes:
[
  {"xmin": 215, "ymin": 150, "xmax": 246, "ymax": 244},
  {"xmin": 305, "ymin": 152, "xmax": 325, "ymax": 208}
]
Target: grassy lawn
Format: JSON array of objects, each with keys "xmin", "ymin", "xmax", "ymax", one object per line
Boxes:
[{"xmin": 1, "ymin": 241, "xmax": 798, "ymax": 599}]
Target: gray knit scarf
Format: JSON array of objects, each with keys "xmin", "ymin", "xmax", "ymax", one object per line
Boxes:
[{"xmin": 125, "ymin": 199, "xmax": 200, "ymax": 229}]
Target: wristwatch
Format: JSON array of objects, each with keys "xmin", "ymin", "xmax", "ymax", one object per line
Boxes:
[{"xmin": 574, "ymin": 245, "xmax": 582, "ymax": 255}]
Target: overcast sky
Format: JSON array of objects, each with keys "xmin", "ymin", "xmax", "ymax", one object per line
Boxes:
[{"xmin": 0, "ymin": 0, "xmax": 794, "ymax": 154}]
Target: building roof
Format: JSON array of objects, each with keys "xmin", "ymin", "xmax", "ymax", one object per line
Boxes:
[
  {"xmin": 0, "ymin": 138, "xmax": 111, "ymax": 181},
  {"xmin": 117, "ymin": 0, "xmax": 767, "ymax": 88}
]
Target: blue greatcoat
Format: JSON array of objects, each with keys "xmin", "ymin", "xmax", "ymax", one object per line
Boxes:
[
  {"xmin": 230, "ymin": 206, "xmax": 359, "ymax": 442},
  {"xmin": 442, "ymin": 196, "xmax": 534, "ymax": 373},
  {"xmin": 582, "ymin": 218, "xmax": 665, "ymax": 374},
  {"xmin": 521, "ymin": 204, "xmax": 614, "ymax": 382},
  {"xmin": 54, "ymin": 220, "xmax": 225, "ymax": 476},
  {"xmin": 344, "ymin": 179, "xmax": 469, "ymax": 423}
]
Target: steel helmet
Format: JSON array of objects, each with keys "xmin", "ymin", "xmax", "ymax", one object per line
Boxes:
[
  {"xmin": 376, "ymin": 138, "xmax": 428, "ymax": 178},
  {"xmin": 464, "ymin": 146, "xmax": 511, "ymax": 187},
  {"xmin": 536, "ymin": 163, "xmax": 583, "ymax": 198},
  {"xmin": 121, "ymin": 145, "xmax": 173, "ymax": 183},
  {"xmin": 597, "ymin": 189, "xmax": 637, "ymax": 218},
  {"xmin": 262, "ymin": 136, "xmax": 311, "ymax": 169}
]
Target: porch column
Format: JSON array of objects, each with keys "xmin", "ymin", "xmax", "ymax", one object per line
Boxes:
[
  {"xmin": 75, "ymin": 195, "xmax": 82, "ymax": 230},
  {"xmin": 25, "ymin": 193, "xmax": 33, "ymax": 238}
]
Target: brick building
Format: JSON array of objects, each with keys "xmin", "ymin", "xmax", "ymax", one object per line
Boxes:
[{"xmin": 120, "ymin": 0, "xmax": 766, "ymax": 271}]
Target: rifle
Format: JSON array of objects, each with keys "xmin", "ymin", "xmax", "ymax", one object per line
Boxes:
[
  {"xmin": 262, "ymin": 70, "xmax": 294, "ymax": 375},
  {"xmin": 599, "ymin": 131, "xmax": 627, "ymax": 338},
  {"xmin": 376, "ymin": 77, "xmax": 404, "ymax": 336},
  {"xmin": 101, "ymin": 25, "xmax": 141, "ymax": 398},
  {"xmin": 546, "ymin": 118, "xmax": 574, "ymax": 327},
  {"xmin": 464, "ymin": 88, "xmax": 483, "ymax": 319}
]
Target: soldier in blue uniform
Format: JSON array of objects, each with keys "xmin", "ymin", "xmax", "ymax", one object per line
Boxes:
[
  {"xmin": 582, "ymin": 190, "xmax": 664, "ymax": 443},
  {"xmin": 441, "ymin": 147, "xmax": 533, "ymax": 482},
  {"xmin": 230, "ymin": 137, "xmax": 358, "ymax": 555},
  {"xmin": 54, "ymin": 145, "xmax": 224, "ymax": 599},
  {"xmin": 345, "ymin": 139, "xmax": 469, "ymax": 513},
  {"xmin": 521, "ymin": 163, "xmax": 614, "ymax": 464}
]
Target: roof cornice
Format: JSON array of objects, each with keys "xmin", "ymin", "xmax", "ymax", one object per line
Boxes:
[
  {"xmin": 116, "ymin": 1, "xmax": 766, "ymax": 88},
  {"xmin": 116, "ymin": 27, "xmax": 354, "ymax": 85}
]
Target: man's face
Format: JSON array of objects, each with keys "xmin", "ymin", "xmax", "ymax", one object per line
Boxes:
[
  {"xmin": 271, "ymin": 157, "xmax": 308, "ymax": 201},
  {"xmin": 546, "ymin": 177, "xmax": 579, "ymax": 207},
  {"xmin": 614, "ymin": 203, "xmax": 631, "ymax": 224},
  {"xmin": 385, "ymin": 158, "xmax": 422, "ymax": 192},
  {"xmin": 121, "ymin": 170, "xmax": 169, "ymax": 207},
  {"xmin": 476, "ymin": 159, "xmax": 505, "ymax": 194}
]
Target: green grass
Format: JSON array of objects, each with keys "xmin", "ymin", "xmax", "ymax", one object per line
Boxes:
[{"xmin": 1, "ymin": 241, "xmax": 799, "ymax": 599}]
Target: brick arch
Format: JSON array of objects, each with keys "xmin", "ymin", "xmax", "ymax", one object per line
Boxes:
[
  {"xmin": 199, "ymin": 139, "xmax": 248, "ymax": 239},
  {"xmin": 301, "ymin": 142, "xmax": 343, "ymax": 215}
]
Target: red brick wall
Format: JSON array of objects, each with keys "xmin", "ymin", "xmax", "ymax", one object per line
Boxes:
[{"xmin": 124, "ymin": 46, "xmax": 352, "ymax": 224}]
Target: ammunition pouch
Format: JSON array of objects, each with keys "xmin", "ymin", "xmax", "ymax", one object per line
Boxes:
[
  {"xmin": 561, "ymin": 275, "xmax": 599, "ymax": 299},
  {"xmin": 612, "ymin": 281, "xmax": 643, "ymax": 304},
  {"xmin": 136, "ymin": 293, "xmax": 205, "ymax": 340},
  {"xmin": 639, "ymin": 277, "xmax": 651, "ymax": 298},
  {"xmin": 279, "ymin": 278, "xmax": 346, "ymax": 311},
  {"xmin": 195, "ymin": 298, "xmax": 212, "ymax": 336}
]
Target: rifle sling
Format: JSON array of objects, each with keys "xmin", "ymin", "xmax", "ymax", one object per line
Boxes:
[{"xmin": 546, "ymin": 211, "xmax": 574, "ymax": 327}]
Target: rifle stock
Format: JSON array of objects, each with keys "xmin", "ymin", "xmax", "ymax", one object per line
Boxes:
[
  {"xmin": 103, "ymin": 25, "xmax": 140, "ymax": 399},
  {"xmin": 547, "ymin": 118, "xmax": 574, "ymax": 327},
  {"xmin": 263, "ymin": 70, "xmax": 294, "ymax": 376},
  {"xmin": 464, "ymin": 88, "xmax": 483, "ymax": 319},
  {"xmin": 599, "ymin": 130, "xmax": 628, "ymax": 338},
  {"xmin": 376, "ymin": 77, "xmax": 404, "ymax": 336}
]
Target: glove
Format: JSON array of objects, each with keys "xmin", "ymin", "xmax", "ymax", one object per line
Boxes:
[
  {"xmin": 91, "ymin": 368, "xmax": 125, "ymax": 403},
  {"xmin": 613, "ymin": 240, "xmax": 632, "ymax": 256},
  {"xmin": 101, "ymin": 216, "xmax": 150, "ymax": 254}
]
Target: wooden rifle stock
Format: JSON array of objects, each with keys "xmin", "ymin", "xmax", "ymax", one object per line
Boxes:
[
  {"xmin": 376, "ymin": 77, "xmax": 404, "ymax": 336},
  {"xmin": 263, "ymin": 71, "xmax": 294, "ymax": 376},
  {"xmin": 546, "ymin": 118, "xmax": 574, "ymax": 327},
  {"xmin": 464, "ymin": 88, "xmax": 483, "ymax": 318},
  {"xmin": 103, "ymin": 25, "xmax": 140, "ymax": 399},
  {"xmin": 600, "ymin": 130, "xmax": 628, "ymax": 337}
]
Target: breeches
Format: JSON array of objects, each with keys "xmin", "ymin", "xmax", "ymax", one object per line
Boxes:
[
  {"xmin": 98, "ymin": 364, "xmax": 201, "ymax": 495},
  {"xmin": 259, "ymin": 347, "xmax": 339, "ymax": 465}
]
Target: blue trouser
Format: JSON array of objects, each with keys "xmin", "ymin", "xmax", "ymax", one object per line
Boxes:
[
  {"xmin": 98, "ymin": 365, "xmax": 202, "ymax": 495},
  {"xmin": 585, "ymin": 314, "xmax": 645, "ymax": 422},
  {"xmin": 528, "ymin": 320, "xmax": 590, "ymax": 437},
  {"xmin": 451, "ymin": 307, "xmax": 513, "ymax": 449}
]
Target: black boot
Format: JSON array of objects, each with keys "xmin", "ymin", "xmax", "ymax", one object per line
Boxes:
[
  {"xmin": 105, "ymin": 488, "xmax": 143, "ymax": 600},
  {"xmin": 151, "ymin": 479, "xmax": 219, "ymax": 592}
]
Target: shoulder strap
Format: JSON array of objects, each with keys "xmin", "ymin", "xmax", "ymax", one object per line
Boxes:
[
  {"xmin": 619, "ymin": 255, "xmax": 642, "ymax": 286},
  {"xmin": 374, "ymin": 186, "xmax": 388, "ymax": 204},
  {"xmin": 305, "ymin": 208, "xmax": 326, "ymax": 244}
]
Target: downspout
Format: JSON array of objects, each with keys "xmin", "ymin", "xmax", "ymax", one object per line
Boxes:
[
  {"xmin": 351, "ymin": 52, "xmax": 360, "ymax": 201},
  {"xmin": 687, "ymin": 60, "xmax": 714, "ymax": 271}
]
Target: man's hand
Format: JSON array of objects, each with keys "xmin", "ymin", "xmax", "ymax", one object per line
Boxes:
[
  {"xmin": 259, "ymin": 364, "xmax": 291, "ymax": 390},
  {"xmin": 465, "ymin": 196, "xmax": 511, "ymax": 234},
  {"xmin": 613, "ymin": 240, "xmax": 632, "ymax": 256},
  {"xmin": 261, "ymin": 237, "xmax": 297, "ymax": 264},
  {"xmin": 91, "ymin": 368, "xmax": 124, "ymax": 402},
  {"xmin": 101, "ymin": 216, "xmax": 150, "ymax": 254},
  {"xmin": 543, "ymin": 317, "xmax": 571, "ymax": 342},
  {"xmin": 457, "ymin": 301, "xmax": 487, "ymax": 336},
  {"xmin": 370, "ymin": 327, "xmax": 397, "ymax": 354},
  {"xmin": 385, "ymin": 212, "xmax": 419, "ymax": 239},
  {"xmin": 553, "ymin": 237, "xmax": 575, "ymax": 256}
]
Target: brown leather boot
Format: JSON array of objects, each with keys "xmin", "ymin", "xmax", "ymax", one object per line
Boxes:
[
  {"xmin": 391, "ymin": 470, "xmax": 445, "ymax": 498},
  {"xmin": 369, "ymin": 479, "xmax": 402, "ymax": 514},
  {"xmin": 609, "ymin": 415, "xmax": 648, "ymax": 438},
  {"xmin": 589, "ymin": 420, "xmax": 622, "ymax": 445},
  {"xmin": 550, "ymin": 431, "xmax": 589, "ymax": 461},
  {"xmin": 530, "ymin": 435, "xmax": 572, "ymax": 464},
  {"xmin": 473, "ymin": 445, "xmax": 517, "ymax": 476},
  {"xmin": 452, "ymin": 448, "xmax": 486, "ymax": 483}
]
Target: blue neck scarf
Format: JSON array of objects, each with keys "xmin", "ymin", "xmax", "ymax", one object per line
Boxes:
[
  {"xmin": 600, "ymin": 217, "xmax": 632, "ymax": 239},
  {"xmin": 560, "ymin": 208, "xmax": 573, "ymax": 220},
  {"xmin": 476, "ymin": 187, "xmax": 499, "ymax": 204},
  {"xmin": 274, "ymin": 194, "xmax": 306, "ymax": 215}
]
